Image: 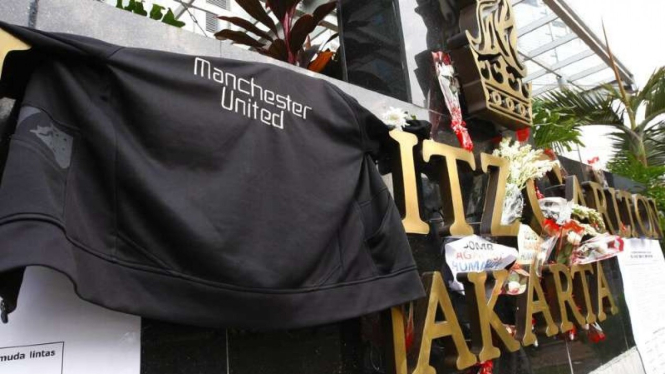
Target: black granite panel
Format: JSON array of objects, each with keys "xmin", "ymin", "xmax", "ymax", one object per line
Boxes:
[{"xmin": 339, "ymin": 0, "xmax": 410, "ymax": 101}]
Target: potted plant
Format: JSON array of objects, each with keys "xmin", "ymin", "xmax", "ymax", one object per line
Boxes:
[{"xmin": 215, "ymin": 0, "xmax": 338, "ymax": 74}]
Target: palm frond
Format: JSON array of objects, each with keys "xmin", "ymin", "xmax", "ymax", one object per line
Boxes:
[
  {"xmin": 538, "ymin": 66, "xmax": 665, "ymax": 167},
  {"xmin": 539, "ymin": 89, "xmax": 624, "ymax": 126},
  {"xmin": 531, "ymin": 100, "xmax": 584, "ymax": 153},
  {"xmin": 645, "ymin": 83, "xmax": 665, "ymax": 122},
  {"xmin": 644, "ymin": 121, "xmax": 665, "ymax": 165},
  {"xmin": 610, "ymin": 121, "xmax": 665, "ymax": 166},
  {"xmin": 636, "ymin": 67, "xmax": 665, "ymax": 113}
]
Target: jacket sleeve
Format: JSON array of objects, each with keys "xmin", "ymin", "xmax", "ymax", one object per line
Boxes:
[
  {"xmin": 330, "ymin": 85, "xmax": 391, "ymax": 157},
  {"xmin": 0, "ymin": 21, "xmax": 121, "ymax": 99},
  {"xmin": 354, "ymin": 99, "xmax": 390, "ymax": 157}
]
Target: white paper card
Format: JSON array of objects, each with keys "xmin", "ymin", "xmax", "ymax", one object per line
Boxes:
[
  {"xmin": 517, "ymin": 224, "xmax": 543, "ymax": 266},
  {"xmin": 617, "ymin": 239, "xmax": 665, "ymax": 374},
  {"xmin": 445, "ymin": 235, "xmax": 518, "ymax": 292},
  {"xmin": 0, "ymin": 342, "xmax": 63, "ymax": 373},
  {"xmin": 0, "ymin": 267, "xmax": 141, "ymax": 374}
]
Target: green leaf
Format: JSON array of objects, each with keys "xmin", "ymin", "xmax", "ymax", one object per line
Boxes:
[
  {"xmin": 532, "ymin": 99, "xmax": 585, "ymax": 153},
  {"xmin": 637, "ymin": 67, "xmax": 665, "ymax": 112},
  {"xmin": 131, "ymin": 1, "xmax": 148, "ymax": 16},
  {"xmin": 540, "ymin": 88, "xmax": 623, "ymax": 126},
  {"xmin": 149, "ymin": 4, "xmax": 164, "ymax": 21},
  {"xmin": 218, "ymin": 16, "xmax": 274, "ymax": 41},
  {"xmin": 124, "ymin": 0, "xmax": 136, "ymax": 12},
  {"xmin": 116, "ymin": 0, "xmax": 124, "ymax": 9},
  {"xmin": 235, "ymin": 0, "xmax": 278, "ymax": 35},
  {"xmin": 215, "ymin": 29, "xmax": 266, "ymax": 49},
  {"xmin": 607, "ymin": 153, "xmax": 665, "ymax": 218},
  {"xmin": 162, "ymin": 9, "xmax": 185, "ymax": 28}
]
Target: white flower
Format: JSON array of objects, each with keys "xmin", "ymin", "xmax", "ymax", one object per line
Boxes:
[
  {"xmin": 571, "ymin": 203, "xmax": 606, "ymax": 232},
  {"xmin": 501, "ymin": 183, "xmax": 524, "ymax": 225},
  {"xmin": 381, "ymin": 107, "xmax": 408, "ymax": 131},
  {"xmin": 492, "ymin": 137, "xmax": 559, "ymax": 190},
  {"xmin": 507, "ymin": 281, "xmax": 521, "ymax": 294},
  {"xmin": 567, "ymin": 231, "xmax": 582, "ymax": 246}
]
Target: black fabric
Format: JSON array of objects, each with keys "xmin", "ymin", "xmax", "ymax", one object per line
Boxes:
[
  {"xmin": 0, "ymin": 23, "xmax": 424, "ymax": 329},
  {"xmin": 403, "ymin": 119, "xmax": 431, "ymax": 140}
]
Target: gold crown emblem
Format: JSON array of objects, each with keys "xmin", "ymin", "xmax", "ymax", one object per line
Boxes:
[{"xmin": 450, "ymin": 0, "xmax": 532, "ymax": 130}]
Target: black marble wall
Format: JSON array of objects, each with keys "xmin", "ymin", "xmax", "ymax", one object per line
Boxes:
[
  {"xmin": 0, "ymin": 1, "xmax": 645, "ymax": 372},
  {"xmin": 338, "ymin": 0, "xmax": 411, "ymax": 102},
  {"xmin": 132, "ymin": 149, "xmax": 639, "ymax": 374}
]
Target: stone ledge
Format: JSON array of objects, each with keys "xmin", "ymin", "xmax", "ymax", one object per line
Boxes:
[
  {"xmin": 30, "ymin": 0, "xmax": 426, "ymax": 119},
  {"xmin": 0, "ymin": 0, "xmax": 32, "ymax": 26}
]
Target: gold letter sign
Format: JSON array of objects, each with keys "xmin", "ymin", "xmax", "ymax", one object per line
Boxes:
[
  {"xmin": 411, "ymin": 272, "xmax": 477, "ymax": 371},
  {"xmin": 0, "ymin": 28, "xmax": 31, "ymax": 81},
  {"xmin": 449, "ymin": 0, "xmax": 532, "ymax": 130}
]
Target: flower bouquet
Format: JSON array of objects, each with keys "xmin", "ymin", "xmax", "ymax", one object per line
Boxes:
[
  {"xmin": 492, "ymin": 138, "xmax": 559, "ymax": 295},
  {"xmin": 493, "ymin": 138, "xmax": 559, "ymax": 226},
  {"xmin": 539, "ymin": 197, "xmax": 623, "ymax": 266},
  {"xmin": 503, "ymin": 224, "xmax": 558, "ymax": 295}
]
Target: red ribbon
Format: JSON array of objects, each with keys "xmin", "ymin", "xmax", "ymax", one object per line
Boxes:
[
  {"xmin": 478, "ymin": 361, "xmax": 494, "ymax": 374},
  {"xmin": 616, "ymin": 237, "xmax": 625, "ymax": 253},
  {"xmin": 468, "ymin": 361, "xmax": 494, "ymax": 374},
  {"xmin": 432, "ymin": 51, "xmax": 444, "ymax": 64},
  {"xmin": 442, "ymin": 53, "xmax": 452, "ymax": 65},
  {"xmin": 562, "ymin": 220, "xmax": 584, "ymax": 233},
  {"xmin": 535, "ymin": 184, "xmax": 545, "ymax": 200},
  {"xmin": 543, "ymin": 219, "xmax": 561, "ymax": 237},
  {"xmin": 405, "ymin": 308, "xmax": 414, "ymax": 352},
  {"xmin": 516, "ymin": 128, "xmax": 530, "ymax": 142},
  {"xmin": 450, "ymin": 107, "xmax": 473, "ymax": 152},
  {"xmin": 543, "ymin": 148, "xmax": 556, "ymax": 160},
  {"xmin": 588, "ymin": 324, "xmax": 606, "ymax": 343},
  {"xmin": 566, "ymin": 325, "xmax": 577, "ymax": 341}
]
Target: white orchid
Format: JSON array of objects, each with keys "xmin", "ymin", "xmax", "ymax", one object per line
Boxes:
[
  {"xmin": 494, "ymin": 137, "xmax": 559, "ymax": 224},
  {"xmin": 493, "ymin": 137, "xmax": 560, "ymax": 191}
]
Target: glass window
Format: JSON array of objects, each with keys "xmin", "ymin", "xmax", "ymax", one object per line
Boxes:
[{"xmin": 557, "ymin": 55, "xmax": 604, "ymax": 77}]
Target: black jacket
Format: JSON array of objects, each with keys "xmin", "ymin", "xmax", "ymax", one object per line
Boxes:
[{"xmin": 0, "ymin": 23, "xmax": 424, "ymax": 329}]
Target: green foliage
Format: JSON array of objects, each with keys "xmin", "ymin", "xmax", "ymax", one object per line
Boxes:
[
  {"xmin": 538, "ymin": 67, "xmax": 665, "ymax": 167},
  {"xmin": 161, "ymin": 9, "xmax": 186, "ymax": 28},
  {"xmin": 608, "ymin": 121, "xmax": 665, "ymax": 167},
  {"xmin": 149, "ymin": 4, "xmax": 164, "ymax": 20},
  {"xmin": 532, "ymin": 99, "xmax": 585, "ymax": 153},
  {"xmin": 115, "ymin": 0, "xmax": 185, "ymax": 28},
  {"xmin": 607, "ymin": 152, "xmax": 665, "ymax": 246},
  {"xmin": 607, "ymin": 153, "xmax": 664, "ymax": 194},
  {"xmin": 539, "ymin": 87, "xmax": 623, "ymax": 126}
]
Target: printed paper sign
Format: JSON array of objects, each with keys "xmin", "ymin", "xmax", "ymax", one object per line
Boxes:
[
  {"xmin": 0, "ymin": 267, "xmax": 141, "ymax": 374},
  {"xmin": 617, "ymin": 239, "xmax": 665, "ymax": 374},
  {"xmin": 0, "ymin": 342, "xmax": 63, "ymax": 374},
  {"xmin": 445, "ymin": 235, "xmax": 518, "ymax": 292},
  {"xmin": 517, "ymin": 224, "xmax": 543, "ymax": 266}
]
